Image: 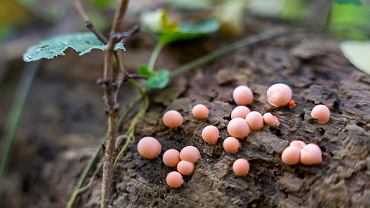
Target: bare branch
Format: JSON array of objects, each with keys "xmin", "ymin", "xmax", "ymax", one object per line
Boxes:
[
  {"xmin": 115, "ymin": 51, "xmax": 146, "ymax": 90},
  {"xmin": 74, "ymin": 1, "xmax": 143, "ymax": 207},
  {"xmin": 111, "ymin": 25, "xmax": 140, "ymax": 42},
  {"xmin": 101, "ymin": 1, "xmax": 129, "ymax": 208},
  {"xmin": 74, "ymin": 0, "xmax": 108, "ymax": 44},
  {"xmin": 102, "ymin": 0, "xmax": 128, "ymax": 82}
]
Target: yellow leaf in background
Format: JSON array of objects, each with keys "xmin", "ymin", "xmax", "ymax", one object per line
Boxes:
[
  {"xmin": 161, "ymin": 11, "xmax": 180, "ymax": 33},
  {"xmin": 215, "ymin": 0, "xmax": 245, "ymax": 38},
  {"xmin": 140, "ymin": 9, "xmax": 179, "ymax": 34},
  {"xmin": 0, "ymin": 0, "xmax": 29, "ymax": 28}
]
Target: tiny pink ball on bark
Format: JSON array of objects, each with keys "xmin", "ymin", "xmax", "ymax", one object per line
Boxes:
[
  {"xmin": 163, "ymin": 110, "xmax": 183, "ymax": 128},
  {"xmin": 180, "ymin": 146, "xmax": 201, "ymax": 163},
  {"xmin": 137, "ymin": 137, "xmax": 162, "ymax": 159},
  {"xmin": 281, "ymin": 146, "xmax": 300, "ymax": 165},
  {"xmin": 192, "ymin": 104, "xmax": 209, "ymax": 120},
  {"xmin": 166, "ymin": 171, "xmax": 183, "ymax": 188},
  {"xmin": 177, "ymin": 160, "xmax": 195, "ymax": 176},
  {"xmin": 289, "ymin": 140, "xmax": 306, "ymax": 149},
  {"xmin": 232, "ymin": 158, "xmax": 250, "ymax": 176},
  {"xmin": 227, "ymin": 118, "xmax": 250, "ymax": 139},
  {"xmin": 266, "ymin": 83, "xmax": 292, "ymax": 107},
  {"xmin": 263, "ymin": 113, "xmax": 280, "ymax": 126},
  {"xmin": 233, "ymin": 86, "xmax": 254, "ymax": 105},
  {"xmin": 163, "ymin": 149, "xmax": 180, "ymax": 167},
  {"xmin": 311, "ymin": 105, "xmax": 330, "ymax": 124},
  {"xmin": 201, "ymin": 125, "xmax": 220, "ymax": 144},
  {"xmin": 245, "ymin": 111, "xmax": 264, "ymax": 130},
  {"xmin": 231, "ymin": 106, "xmax": 250, "ymax": 119},
  {"xmin": 300, "ymin": 143, "xmax": 322, "ymax": 165},
  {"xmin": 223, "ymin": 137, "xmax": 241, "ymax": 154}
]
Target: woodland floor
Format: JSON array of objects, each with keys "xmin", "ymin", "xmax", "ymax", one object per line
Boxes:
[{"xmin": 1, "ymin": 17, "xmax": 370, "ymax": 208}]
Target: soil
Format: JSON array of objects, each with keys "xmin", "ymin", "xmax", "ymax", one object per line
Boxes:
[{"xmin": 1, "ymin": 16, "xmax": 370, "ymax": 208}]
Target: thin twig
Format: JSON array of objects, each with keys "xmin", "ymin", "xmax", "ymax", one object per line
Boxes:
[
  {"xmin": 74, "ymin": 0, "xmax": 140, "ymax": 88},
  {"xmin": 100, "ymin": 1, "xmax": 129, "ymax": 207},
  {"xmin": 115, "ymin": 51, "xmax": 146, "ymax": 90},
  {"xmin": 73, "ymin": 1, "xmax": 135, "ymax": 207},
  {"xmin": 74, "ymin": 0, "xmax": 108, "ymax": 44},
  {"xmin": 75, "ymin": 162, "xmax": 101, "ymax": 195},
  {"xmin": 115, "ymin": 50, "xmax": 127, "ymax": 90},
  {"xmin": 111, "ymin": 25, "xmax": 140, "ymax": 42}
]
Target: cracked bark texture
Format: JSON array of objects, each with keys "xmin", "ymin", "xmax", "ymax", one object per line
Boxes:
[{"xmin": 95, "ymin": 31, "xmax": 370, "ymax": 208}]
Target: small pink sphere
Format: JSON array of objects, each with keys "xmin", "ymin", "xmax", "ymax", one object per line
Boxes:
[
  {"xmin": 180, "ymin": 146, "xmax": 201, "ymax": 163},
  {"xmin": 289, "ymin": 140, "xmax": 306, "ymax": 149},
  {"xmin": 227, "ymin": 118, "xmax": 250, "ymax": 139},
  {"xmin": 245, "ymin": 111, "xmax": 264, "ymax": 130},
  {"xmin": 266, "ymin": 83, "xmax": 292, "ymax": 107},
  {"xmin": 192, "ymin": 104, "xmax": 209, "ymax": 120},
  {"xmin": 263, "ymin": 113, "xmax": 280, "ymax": 126},
  {"xmin": 232, "ymin": 158, "xmax": 250, "ymax": 176},
  {"xmin": 163, "ymin": 149, "xmax": 180, "ymax": 167},
  {"xmin": 177, "ymin": 160, "xmax": 195, "ymax": 176},
  {"xmin": 201, "ymin": 125, "xmax": 220, "ymax": 144},
  {"xmin": 231, "ymin": 106, "xmax": 250, "ymax": 119},
  {"xmin": 300, "ymin": 143, "xmax": 322, "ymax": 165},
  {"xmin": 137, "ymin": 137, "xmax": 162, "ymax": 159},
  {"xmin": 233, "ymin": 86, "xmax": 254, "ymax": 105},
  {"xmin": 163, "ymin": 110, "xmax": 183, "ymax": 128},
  {"xmin": 281, "ymin": 146, "xmax": 300, "ymax": 165},
  {"xmin": 166, "ymin": 171, "xmax": 183, "ymax": 188},
  {"xmin": 223, "ymin": 137, "xmax": 241, "ymax": 154},
  {"xmin": 311, "ymin": 105, "xmax": 330, "ymax": 124}
]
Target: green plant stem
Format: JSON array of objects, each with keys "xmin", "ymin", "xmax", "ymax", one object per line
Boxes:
[
  {"xmin": 171, "ymin": 28, "xmax": 288, "ymax": 77},
  {"xmin": 148, "ymin": 41, "xmax": 166, "ymax": 70},
  {"xmin": 114, "ymin": 80, "xmax": 149, "ymax": 165},
  {"xmin": 114, "ymin": 94, "xmax": 149, "ymax": 165},
  {"xmin": 0, "ymin": 62, "xmax": 38, "ymax": 194},
  {"xmin": 66, "ymin": 137, "xmax": 105, "ymax": 208}
]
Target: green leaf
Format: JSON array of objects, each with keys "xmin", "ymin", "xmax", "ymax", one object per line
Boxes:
[
  {"xmin": 340, "ymin": 40, "xmax": 370, "ymax": 74},
  {"xmin": 137, "ymin": 64, "xmax": 155, "ymax": 76},
  {"xmin": 141, "ymin": 9, "xmax": 219, "ymax": 44},
  {"xmin": 144, "ymin": 69, "xmax": 170, "ymax": 89},
  {"xmin": 23, "ymin": 33, "xmax": 125, "ymax": 62},
  {"xmin": 137, "ymin": 64, "xmax": 170, "ymax": 89},
  {"xmin": 334, "ymin": 0, "xmax": 362, "ymax": 4},
  {"xmin": 159, "ymin": 18, "xmax": 220, "ymax": 44}
]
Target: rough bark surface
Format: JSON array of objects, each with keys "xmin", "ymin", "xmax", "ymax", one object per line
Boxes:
[
  {"xmin": 1, "ymin": 19, "xmax": 370, "ymax": 208},
  {"xmin": 80, "ymin": 28, "xmax": 370, "ymax": 207}
]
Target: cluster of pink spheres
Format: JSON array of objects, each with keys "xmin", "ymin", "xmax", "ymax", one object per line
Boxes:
[
  {"xmin": 281, "ymin": 141, "xmax": 322, "ymax": 165},
  {"xmin": 137, "ymin": 83, "xmax": 330, "ymax": 188}
]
